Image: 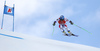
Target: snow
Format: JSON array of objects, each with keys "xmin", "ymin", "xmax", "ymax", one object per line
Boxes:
[{"xmin": 0, "ymin": 30, "xmax": 100, "ymax": 51}]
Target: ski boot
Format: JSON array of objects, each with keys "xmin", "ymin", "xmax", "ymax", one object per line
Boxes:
[
  {"xmin": 68, "ymin": 31, "xmax": 78, "ymax": 37},
  {"xmin": 63, "ymin": 31, "xmax": 70, "ymax": 36}
]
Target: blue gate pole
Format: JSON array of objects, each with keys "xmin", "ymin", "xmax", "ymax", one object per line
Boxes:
[
  {"xmin": 1, "ymin": 14, "xmax": 4, "ymax": 29},
  {"xmin": 1, "ymin": 1, "xmax": 6, "ymax": 29},
  {"xmin": 13, "ymin": 4, "xmax": 15, "ymax": 32}
]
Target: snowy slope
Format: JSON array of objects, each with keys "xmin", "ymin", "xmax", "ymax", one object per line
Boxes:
[{"xmin": 0, "ymin": 30, "xmax": 100, "ymax": 51}]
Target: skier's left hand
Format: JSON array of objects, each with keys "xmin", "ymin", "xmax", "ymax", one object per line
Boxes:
[{"xmin": 69, "ymin": 20, "xmax": 73, "ymax": 25}]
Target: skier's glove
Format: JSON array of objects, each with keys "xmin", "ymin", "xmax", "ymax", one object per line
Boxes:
[
  {"xmin": 53, "ymin": 21, "xmax": 56, "ymax": 26},
  {"xmin": 53, "ymin": 23, "xmax": 55, "ymax": 26},
  {"xmin": 69, "ymin": 20, "xmax": 73, "ymax": 25}
]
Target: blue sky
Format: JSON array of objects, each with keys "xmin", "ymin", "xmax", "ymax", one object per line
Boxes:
[{"xmin": 0, "ymin": 0, "xmax": 100, "ymax": 48}]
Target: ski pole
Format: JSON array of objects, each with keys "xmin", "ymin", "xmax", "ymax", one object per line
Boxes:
[
  {"xmin": 73, "ymin": 24, "xmax": 92, "ymax": 34},
  {"xmin": 52, "ymin": 26, "xmax": 55, "ymax": 35}
]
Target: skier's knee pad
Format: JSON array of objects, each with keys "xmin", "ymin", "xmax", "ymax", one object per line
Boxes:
[
  {"xmin": 68, "ymin": 30, "xmax": 70, "ymax": 32},
  {"xmin": 68, "ymin": 30, "xmax": 70, "ymax": 33},
  {"xmin": 63, "ymin": 30, "xmax": 65, "ymax": 33}
]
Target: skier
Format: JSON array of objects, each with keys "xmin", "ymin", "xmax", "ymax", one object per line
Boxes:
[{"xmin": 53, "ymin": 15, "xmax": 76, "ymax": 36}]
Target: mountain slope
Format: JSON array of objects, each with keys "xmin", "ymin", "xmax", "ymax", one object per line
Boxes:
[{"xmin": 0, "ymin": 30, "xmax": 100, "ymax": 51}]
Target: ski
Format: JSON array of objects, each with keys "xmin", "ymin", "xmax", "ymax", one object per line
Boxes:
[{"xmin": 64, "ymin": 34, "xmax": 78, "ymax": 37}]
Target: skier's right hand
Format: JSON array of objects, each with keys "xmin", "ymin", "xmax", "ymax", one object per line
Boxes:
[
  {"xmin": 53, "ymin": 21, "xmax": 56, "ymax": 26},
  {"xmin": 53, "ymin": 23, "xmax": 55, "ymax": 26}
]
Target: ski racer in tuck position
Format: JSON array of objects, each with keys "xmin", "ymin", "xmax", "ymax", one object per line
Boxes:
[{"xmin": 53, "ymin": 15, "xmax": 78, "ymax": 37}]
